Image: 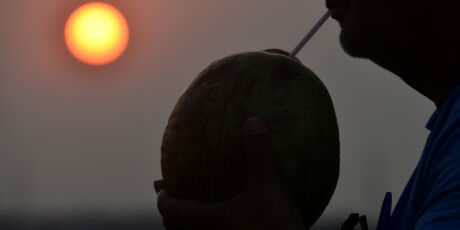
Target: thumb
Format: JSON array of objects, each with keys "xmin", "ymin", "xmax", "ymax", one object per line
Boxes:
[{"xmin": 243, "ymin": 116, "xmax": 280, "ymax": 185}]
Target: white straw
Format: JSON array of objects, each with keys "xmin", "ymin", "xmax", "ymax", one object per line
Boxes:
[{"xmin": 289, "ymin": 11, "xmax": 331, "ymax": 58}]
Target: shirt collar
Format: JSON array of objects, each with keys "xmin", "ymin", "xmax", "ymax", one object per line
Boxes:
[
  {"xmin": 426, "ymin": 110, "xmax": 439, "ymax": 131},
  {"xmin": 425, "ymin": 75, "xmax": 460, "ymax": 131}
]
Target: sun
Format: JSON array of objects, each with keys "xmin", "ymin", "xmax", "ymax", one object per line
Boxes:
[{"xmin": 65, "ymin": 2, "xmax": 129, "ymax": 66}]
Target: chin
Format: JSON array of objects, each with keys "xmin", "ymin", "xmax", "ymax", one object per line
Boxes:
[
  {"xmin": 336, "ymin": 11, "xmax": 388, "ymax": 60},
  {"xmin": 338, "ymin": 26, "xmax": 374, "ymax": 59}
]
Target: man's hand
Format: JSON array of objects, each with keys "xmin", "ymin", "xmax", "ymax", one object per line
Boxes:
[{"xmin": 154, "ymin": 116, "xmax": 306, "ymax": 230}]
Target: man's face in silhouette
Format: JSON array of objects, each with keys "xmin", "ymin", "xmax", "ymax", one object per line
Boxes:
[{"xmin": 327, "ymin": 0, "xmax": 437, "ymax": 59}]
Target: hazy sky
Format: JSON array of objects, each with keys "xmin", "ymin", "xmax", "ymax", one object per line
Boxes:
[{"xmin": 0, "ymin": 0, "xmax": 435, "ymax": 228}]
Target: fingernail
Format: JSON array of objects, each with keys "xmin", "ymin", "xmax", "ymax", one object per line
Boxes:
[{"xmin": 244, "ymin": 116, "xmax": 268, "ymax": 134}]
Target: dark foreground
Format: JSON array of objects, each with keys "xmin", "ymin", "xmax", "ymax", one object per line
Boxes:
[{"xmin": 0, "ymin": 213, "xmax": 360, "ymax": 230}]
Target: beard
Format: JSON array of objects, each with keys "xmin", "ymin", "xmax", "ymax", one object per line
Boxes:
[
  {"xmin": 336, "ymin": 0, "xmax": 411, "ymax": 61},
  {"xmin": 337, "ymin": 9, "xmax": 389, "ymax": 59}
]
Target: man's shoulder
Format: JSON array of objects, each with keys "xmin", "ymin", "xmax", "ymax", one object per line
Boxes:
[
  {"xmin": 389, "ymin": 79, "xmax": 460, "ymax": 229},
  {"xmin": 416, "ymin": 129, "xmax": 460, "ymax": 229},
  {"xmin": 414, "ymin": 92, "xmax": 460, "ymax": 229}
]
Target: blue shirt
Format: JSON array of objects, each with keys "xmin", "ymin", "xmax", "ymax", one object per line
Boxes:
[{"xmin": 379, "ymin": 77, "xmax": 460, "ymax": 229}]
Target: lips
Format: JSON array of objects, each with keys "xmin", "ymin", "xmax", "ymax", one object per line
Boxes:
[
  {"xmin": 330, "ymin": 7, "xmax": 349, "ymax": 20},
  {"xmin": 325, "ymin": 0, "xmax": 349, "ymax": 20}
]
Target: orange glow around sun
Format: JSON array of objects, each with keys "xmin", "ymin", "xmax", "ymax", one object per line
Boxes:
[{"xmin": 65, "ymin": 2, "xmax": 129, "ymax": 66}]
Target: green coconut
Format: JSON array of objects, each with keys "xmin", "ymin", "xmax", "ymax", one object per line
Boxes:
[{"xmin": 161, "ymin": 49, "xmax": 340, "ymax": 228}]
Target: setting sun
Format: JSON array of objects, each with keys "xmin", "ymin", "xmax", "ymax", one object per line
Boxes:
[{"xmin": 65, "ymin": 2, "xmax": 129, "ymax": 66}]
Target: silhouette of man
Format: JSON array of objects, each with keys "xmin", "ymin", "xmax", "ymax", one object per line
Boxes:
[{"xmin": 155, "ymin": 0, "xmax": 460, "ymax": 229}]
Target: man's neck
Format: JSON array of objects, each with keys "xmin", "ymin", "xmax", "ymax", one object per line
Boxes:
[{"xmin": 370, "ymin": 49, "xmax": 459, "ymax": 109}]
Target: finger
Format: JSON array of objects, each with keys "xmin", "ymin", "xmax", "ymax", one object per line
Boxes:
[
  {"xmin": 157, "ymin": 190, "xmax": 228, "ymax": 229},
  {"xmin": 243, "ymin": 116, "xmax": 280, "ymax": 184},
  {"xmin": 154, "ymin": 179, "xmax": 164, "ymax": 194}
]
